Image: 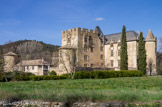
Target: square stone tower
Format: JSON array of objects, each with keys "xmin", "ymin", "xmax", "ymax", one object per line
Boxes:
[{"xmin": 61, "ymin": 27, "xmax": 105, "ymax": 68}]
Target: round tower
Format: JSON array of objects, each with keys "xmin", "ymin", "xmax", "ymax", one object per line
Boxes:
[
  {"xmin": 145, "ymin": 30, "xmax": 157, "ymax": 75},
  {"xmin": 59, "ymin": 46, "xmax": 77, "ymax": 74},
  {"xmin": 3, "ymin": 52, "xmax": 17, "ymax": 72}
]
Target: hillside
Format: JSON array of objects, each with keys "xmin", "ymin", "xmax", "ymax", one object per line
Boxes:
[
  {"xmin": 0, "ymin": 40, "xmax": 60, "ymax": 72},
  {"xmin": 1, "ymin": 40, "xmax": 60, "ymax": 53}
]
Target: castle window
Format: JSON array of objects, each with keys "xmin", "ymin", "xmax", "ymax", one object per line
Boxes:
[
  {"xmin": 118, "ymin": 49, "xmax": 120, "ymax": 56},
  {"xmin": 101, "ymin": 39, "xmax": 104, "ymax": 44},
  {"xmin": 118, "ymin": 60, "xmax": 120, "ymax": 67},
  {"xmin": 101, "ymin": 54, "xmax": 104, "ymax": 59},
  {"xmin": 111, "ymin": 50, "xmax": 113, "ymax": 57},
  {"xmin": 91, "ymin": 64, "xmax": 94, "ymax": 67},
  {"xmin": 90, "ymin": 47, "xmax": 94, "ymax": 52},
  {"xmin": 84, "ymin": 55, "xmax": 88, "ymax": 61},
  {"xmin": 84, "ymin": 64, "xmax": 88, "ymax": 67},
  {"xmin": 84, "ymin": 45, "xmax": 88, "ymax": 52},
  {"xmin": 84, "ymin": 37, "xmax": 87, "ymax": 43},
  {"xmin": 110, "ymin": 43, "xmax": 113, "ymax": 47},
  {"xmin": 101, "ymin": 63, "xmax": 104, "ymax": 67},
  {"xmin": 111, "ymin": 60, "xmax": 114, "ymax": 67},
  {"xmin": 89, "ymin": 36, "xmax": 93, "ymax": 46},
  {"xmin": 67, "ymin": 38, "xmax": 70, "ymax": 44},
  {"xmin": 100, "ymin": 46, "xmax": 104, "ymax": 51}
]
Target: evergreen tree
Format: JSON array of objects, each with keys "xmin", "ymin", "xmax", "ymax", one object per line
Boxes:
[
  {"xmin": 120, "ymin": 25, "xmax": 128, "ymax": 70},
  {"xmin": 138, "ymin": 32, "xmax": 146, "ymax": 74}
]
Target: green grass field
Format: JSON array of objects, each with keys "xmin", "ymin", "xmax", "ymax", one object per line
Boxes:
[{"xmin": 0, "ymin": 76, "xmax": 162, "ymax": 102}]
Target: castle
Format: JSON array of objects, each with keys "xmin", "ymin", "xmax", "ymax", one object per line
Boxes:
[
  {"xmin": 58, "ymin": 26, "xmax": 157, "ymax": 75},
  {"xmin": 3, "ymin": 26, "xmax": 157, "ymax": 75}
]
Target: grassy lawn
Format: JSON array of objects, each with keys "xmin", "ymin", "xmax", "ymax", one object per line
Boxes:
[{"xmin": 0, "ymin": 76, "xmax": 162, "ymax": 102}]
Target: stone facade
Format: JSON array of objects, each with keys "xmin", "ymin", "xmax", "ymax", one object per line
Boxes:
[
  {"xmin": 3, "ymin": 27, "xmax": 157, "ymax": 75},
  {"xmin": 145, "ymin": 30, "xmax": 157, "ymax": 75},
  {"xmin": 61, "ymin": 28, "xmax": 105, "ymax": 68},
  {"xmin": 3, "ymin": 52, "xmax": 17, "ymax": 72},
  {"xmin": 0, "ymin": 100, "xmax": 161, "ymax": 107},
  {"xmin": 59, "ymin": 26, "xmax": 157, "ymax": 75}
]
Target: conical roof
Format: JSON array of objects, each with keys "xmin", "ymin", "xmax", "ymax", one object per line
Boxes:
[
  {"xmin": 145, "ymin": 29, "xmax": 155, "ymax": 41},
  {"xmin": 95, "ymin": 26, "xmax": 103, "ymax": 36},
  {"xmin": 4, "ymin": 52, "xmax": 17, "ymax": 56}
]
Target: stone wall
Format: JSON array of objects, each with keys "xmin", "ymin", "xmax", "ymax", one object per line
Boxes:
[{"xmin": 0, "ymin": 100, "xmax": 161, "ymax": 107}]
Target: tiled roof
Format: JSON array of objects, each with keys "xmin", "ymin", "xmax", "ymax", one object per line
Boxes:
[
  {"xmin": 16, "ymin": 59, "xmax": 50, "ymax": 66},
  {"xmin": 104, "ymin": 31, "xmax": 138, "ymax": 44},
  {"xmin": 4, "ymin": 52, "xmax": 17, "ymax": 56},
  {"xmin": 95, "ymin": 26, "xmax": 103, "ymax": 36}
]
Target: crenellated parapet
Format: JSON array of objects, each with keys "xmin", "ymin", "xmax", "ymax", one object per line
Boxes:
[{"xmin": 62, "ymin": 27, "xmax": 98, "ymax": 36}]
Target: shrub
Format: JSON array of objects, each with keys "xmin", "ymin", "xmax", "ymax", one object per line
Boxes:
[
  {"xmin": 49, "ymin": 70, "xmax": 57, "ymax": 75},
  {"xmin": 74, "ymin": 70, "xmax": 143, "ymax": 79},
  {"xmin": 0, "ymin": 70, "xmax": 143, "ymax": 82}
]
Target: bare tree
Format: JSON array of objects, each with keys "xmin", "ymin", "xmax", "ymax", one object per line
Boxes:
[
  {"xmin": 159, "ymin": 38, "xmax": 162, "ymax": 52},
  {"xmin": 17, "ymin": 41, "xmax": 43, "ymax": 60},
  {"xmin": 4, "ymin": 40, "xmax": 13, "ymax": 45},
  {"xmin": 59, "ymin": 48, "xmax": 77, "ymax": 79}
]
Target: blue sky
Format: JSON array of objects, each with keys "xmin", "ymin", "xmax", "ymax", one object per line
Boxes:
[{"xmin": 0, "ymin": 0, "xmax": 162, "ymax": 46}]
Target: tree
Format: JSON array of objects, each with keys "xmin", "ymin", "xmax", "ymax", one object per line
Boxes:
[
  {"xmin": 138, "ymin": 32, "xmax": 146, "ymax": 74},
  {"xmin": 157, "ymin": 38, "xmax": 162, "ymax": 75},
  {"xmin": 59, "ymin": 48, "xmax": 77, "ymax": 79},
  {"xmin": 159, "ymin": 38, "xmax": 162, "ymax": 52},
  {"xmin": 120, "ymin": 25, "xmax": 128, "ymax": 70},
  {"xmin": 17, "ymin": 41, "xmax": 43, "ymax": 60}
]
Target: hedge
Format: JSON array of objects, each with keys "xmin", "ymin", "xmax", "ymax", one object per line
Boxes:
[
  {"xmin": 0, "ymin": 75, "xmax": 68, "ymax": 82},
  {"xmin": 74, "ymin": 70, "xmax": 143, "ymax": 79},
  {"xmin": 0, "ymin": 70, "xmax": 143, "ymax": 82}
]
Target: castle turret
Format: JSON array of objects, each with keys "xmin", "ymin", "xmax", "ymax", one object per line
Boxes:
[
  {"xmin": 3, "ymin": 52, "xmax": 17, "ymax": 72},
  {"xmin": 145, "ymin": 30, "xmax": 157, "ymax": 75},
  {"xmin": 59, "ymin": 46, "xmax": 77, "ymax": 74}
]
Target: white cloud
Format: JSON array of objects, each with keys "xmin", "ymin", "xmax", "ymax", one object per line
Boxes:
[{"xmin": 95, "ymin": 17, "xmax": 104, "ymax": 21}]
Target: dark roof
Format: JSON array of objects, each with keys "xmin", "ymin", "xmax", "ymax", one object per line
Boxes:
[
  {"xmin": 95, "ymin": 26, "xmax": 103, "ymax": 35},
  {"xmin": 104, "ymin": 31, "xmax": 138, "ymax": 44}
]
